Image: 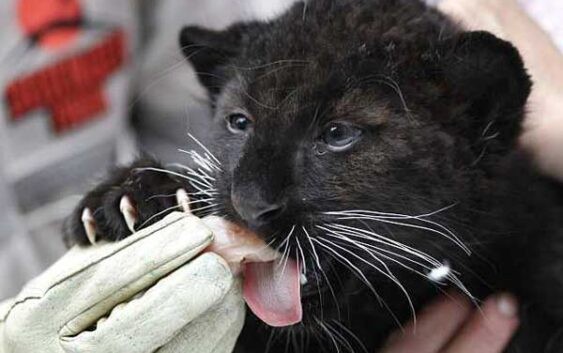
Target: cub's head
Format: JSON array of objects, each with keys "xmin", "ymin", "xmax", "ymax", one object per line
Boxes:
[{"xmin": 179, "ymin": 0, "xmax": 530, "ymax": 346}]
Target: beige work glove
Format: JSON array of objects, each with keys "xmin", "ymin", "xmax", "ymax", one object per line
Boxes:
[{"xmin": 0, "ymin": 212, "xmax": 245, "ymax": 353}]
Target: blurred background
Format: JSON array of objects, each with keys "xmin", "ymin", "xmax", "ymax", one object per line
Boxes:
[{"xmin": 0, "ymin": 0, "xmax": 561, "ymax": 301}]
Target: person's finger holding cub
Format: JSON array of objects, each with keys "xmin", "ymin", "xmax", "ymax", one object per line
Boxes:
[{"xmin": 381, "ymin": 292, "xmax": 519, "ymax": 353}]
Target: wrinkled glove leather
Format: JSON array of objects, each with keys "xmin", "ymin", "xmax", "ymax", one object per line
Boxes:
[{"xmin": 0, "ymin": 212, "xmax": 245, "ymax": 353}]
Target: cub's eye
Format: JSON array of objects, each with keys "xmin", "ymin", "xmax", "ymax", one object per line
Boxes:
[
  {"xmin": 227, "ymin": 113, "xmax": 253, "ymax": 134},
  {"xmin": 321, "ymin": 122, "xmax": 363, "ymax": 152}
]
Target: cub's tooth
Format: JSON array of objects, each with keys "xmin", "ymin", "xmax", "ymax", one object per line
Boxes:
[
  {"xmin": 176, "ymin": 188, "xmax": 192, "ymax": 214},
  {"xmin": 300, "ymin": 273, "xmax": 308, "ymax": 285},
  {"xmin": 81, "ymin": 208, "xmax": 97, "ymax": 245},
  {"xmin": 119, "ymin": 195, "xmax": 137, "ymax": 233}
]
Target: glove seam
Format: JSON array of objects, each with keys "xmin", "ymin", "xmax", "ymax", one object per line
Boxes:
[{"xmin": 0, "ymin": 297, "xmax": 40, "ymax": 323}]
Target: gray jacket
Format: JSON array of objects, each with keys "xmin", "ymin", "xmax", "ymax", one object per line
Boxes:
[{"xmin": 0, "ymin": 0, "xmax": 298, "ymax": 300}]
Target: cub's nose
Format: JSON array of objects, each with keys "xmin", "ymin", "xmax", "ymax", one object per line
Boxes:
[{"xmin": 231, "ymin": 191, "xmax": 286, "ymax": 228}]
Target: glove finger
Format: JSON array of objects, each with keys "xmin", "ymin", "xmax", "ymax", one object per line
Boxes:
[
  {"xmin": 157, "ymin": 280, "xmax": 245, "ymax": 353},
  {"xmin": 204, "ymin": 303, "xmax": 247, "ymax": 353},
  {"xmin": 56, "ymin": 213, "xmax": 213, "ymax": 336},
  {"xmin": 60, "ymin": 253, "xmax": 233, "ymax": 353}
]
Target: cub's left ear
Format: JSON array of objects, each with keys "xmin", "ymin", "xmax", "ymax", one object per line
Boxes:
[
  {"xmin": 180, "ymin": 25, "xmax": 245, "ymax": 96},
  {"xmin": 441, "ymin": 31, "xmax": 532, "ymax": 146}
]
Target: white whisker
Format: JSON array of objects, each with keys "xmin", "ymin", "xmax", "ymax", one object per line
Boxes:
[
  {"xmin": 303, "ymin": 226, "xmax": 340, "ymax": 318},
  {"xmin": 324, "ymin": 222, "xmax": 476, "ymax": 303},
  {"xmin": 135, "ymin": 166, "xmax": 212, "ymax": 191},
  {"xmin": 314, "ymin": 237, "xmax": 403, "ymax": 329},
  {"xmin": 328, "ymin": 223, "xmax": 443, "ymax": 267},
  {"xmin": 323, "ymin": 225, "xmax": 434, "ymax": 271},
  {"xmin": 189, "ymin": 203, "xmax": 219, "ymax": 214},
  {"xmin": 315, "ymin": 317, "xmax": 341, "ymax": 353},
  {"xmin": 332, "ymin": 320, "xmax": 369, "ymax": 353},
  {"xmin": 329, "ymin": 213, "xmax": 470, "ymax": 255},
  {"xmin": 295, "ymin": 236, "xmax": 307, "ymax": 276},
  {"xmin": 325, "ymin": 321, "xmax": 355, "ymax": 353},
  {"xmin": 312, "ymin": 238, "xmax": 378, "ymax": 301},
  {"xmin": 317, "ymin": 236, "xmax": 416, "ymax": 324},
  {"xmin": 138, "ymin": 204, "xmax": 182, "ymax": 229},
  {"xmin": 278, "ymin": 226, "xmax": 295, "ymax": 277},
  {"xmin": 187, "ymin": 133, "xmax": 222, "ymax": 167}
]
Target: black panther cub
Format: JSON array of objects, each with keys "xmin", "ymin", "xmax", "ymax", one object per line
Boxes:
[{"xmin": 65, "ymin": 0, "xmax": 563, "ymax": 351}]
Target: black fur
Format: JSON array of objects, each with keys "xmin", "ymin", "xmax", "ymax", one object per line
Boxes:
[
  {"xmin": 64, "ymin": 158, "xmax": 190, "ymax": 246},
  {"xmin": 65, "ymin": 0, "xmax": 563, "ymax": 351}
]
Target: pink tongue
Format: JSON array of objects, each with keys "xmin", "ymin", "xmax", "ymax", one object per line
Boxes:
[{"xmin": 242, "ymin": 259, "xmax": 302, "ymax": 327}]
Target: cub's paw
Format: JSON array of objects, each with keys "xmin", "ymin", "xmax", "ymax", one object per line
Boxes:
[{"xmin": 64, "ymin": 158, "xmax": 193, "ymax": 247}]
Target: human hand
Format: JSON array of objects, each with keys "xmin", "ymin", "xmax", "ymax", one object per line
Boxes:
[
  {"xmin": 438, "ymin": 0, "xmax": 563, "ymax": 181},
  {"xmin": 0, "ymin": 212, "xmax": 245, "ymax": 353},
  {"xmin": 380, "ymin": 292, "xmax": 519, "ymax": 353}
]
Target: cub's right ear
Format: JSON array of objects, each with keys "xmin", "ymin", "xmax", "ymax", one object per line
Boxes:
[{"xmin": 179, "ymin": 25, "xmax": 245, "ymax": 96}]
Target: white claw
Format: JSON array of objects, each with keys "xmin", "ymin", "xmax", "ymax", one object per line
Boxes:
[
  {"xmin": 81, "ymin": 208, "xmax": 97, "ymax": 245},
  {"xmin": 176, "ymin": 188, "xmax": 192, "ymax": 214},
  {"xmin": 120, "ymin": 195, "xmax": 138, "ymax": 233}
]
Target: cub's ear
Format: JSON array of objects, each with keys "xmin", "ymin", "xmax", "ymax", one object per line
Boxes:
[
  {"xmin": 179, "ymin": 25, "xmax": 245, "ymax": 96},
  {"xmin": 440, "ymin": 31, "xmax": 532, "ymax": 148}
]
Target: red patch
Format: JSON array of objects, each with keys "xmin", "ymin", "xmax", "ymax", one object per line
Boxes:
[
  {"xmin": 18, "ymin": 0, "xmax": 82, "ymax": 50},
  {"xmin": 5, "ymin": 30, "xmax": 126, "ymax": 133}
]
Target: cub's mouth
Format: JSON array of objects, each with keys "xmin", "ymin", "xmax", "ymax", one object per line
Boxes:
[{"xmin": 202, "ymin": 216, "xmax": 304, "ymax": 327}]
